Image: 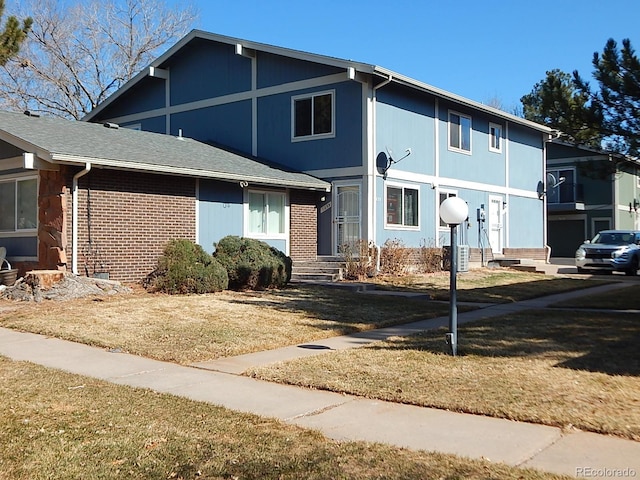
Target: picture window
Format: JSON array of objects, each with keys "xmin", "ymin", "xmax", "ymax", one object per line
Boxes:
[{"xmin": 386, "ymin": 185, "xmax": 419, "ymax": 227}]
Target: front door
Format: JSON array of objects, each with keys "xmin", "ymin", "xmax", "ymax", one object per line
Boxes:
[
  {"xmin": 334, "ymin": 184, "xmax": 361, "ymax": 254},
  {"xmin": 488, "ymin": 195, "xmax": 503, "ymax": 254}
]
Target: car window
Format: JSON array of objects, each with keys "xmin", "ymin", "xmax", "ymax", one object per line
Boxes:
[{"xmin": 593, "ymin": 233, "xmax": 633, "ymax": 245}]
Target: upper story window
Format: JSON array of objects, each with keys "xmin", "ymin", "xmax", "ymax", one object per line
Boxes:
[
  {"xmin": 386, "ymin": 184, "xmax": 419, "ymax": 228},
  {"xmin": 489, "ymin": 123, "xmax": 502, "ymax": 153},
  {"xmin": 292, "ymin": 90, "xmax": 334, "ymax": 141},
  {"xmin": 448, "ymin": 111, "xmax": 471, "ymax": 153},
  {"xmin": 0, "ymin": 177, "xmax": 38, "ymax": 233},
  {"xmin": 248, "ymin": 190, "xmax": 286, "ymax": 236},
  {"xmin": 547, "ymin": 168, "xmax": 576, "ymax": 204}
]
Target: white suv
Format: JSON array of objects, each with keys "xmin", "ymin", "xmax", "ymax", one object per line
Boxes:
[{"xmin": 575, "ymin": 230, "xmax": 640, "ymax": 276}]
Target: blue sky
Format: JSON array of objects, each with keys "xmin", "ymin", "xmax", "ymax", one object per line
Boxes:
[{"xmin": 185, "ymin": 0, "xmax": 640, "ymax": 113}]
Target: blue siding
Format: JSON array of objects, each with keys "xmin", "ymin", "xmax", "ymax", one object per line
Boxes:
[
  {"xmin": 257, "ymin": 81, "xmax": 362, "ymax": 172},
  {"xmin": 375, "ymin": 180, "xmax": 438, "ymax": 247},
  {"xmin": 122, "ymin": 115, "xmax": 166, "ymax": 134},
  {"xmin": 0, "ymin": 236, "xmax": 37, "ymax": 257},
  {"xmin": 198, "ymin": 180, "xmax": 243, "ymax": 253},
  {"xmin": 171, "ymin": 101, "xmax": 253, "ymax": 153},
  {"xmin": 507, "ymin": 195, "xmax": 544, "ymax": 247},
  {"xmin": 375, "ymin": 87, "xmax": 436, "ymax": 177},
  {"xmin": 257, "ymin": 51, "xmax": 342, "ymax": 89},
  {"xmin": 168, "ymin": 38, "xmax": 251, "ymax": 106},
  {"xmin": 0, "ymin": 140, "xmax": 24, "ymax": 158},
  {"xmin": 509, "ymin": 124, "xmax": 545, "ymax": 191},
  {"xmin": 95, "ymin": 78, "xmax": 166, "ymax": 119},
  {"xmin": 437, "ymin": 103, "xmax": 507, "ymax": 186}
]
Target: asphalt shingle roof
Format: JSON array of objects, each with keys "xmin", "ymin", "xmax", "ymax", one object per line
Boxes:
[{"xmin": 0, "ymin": 110, "xmax": 330, "ymax": 191}]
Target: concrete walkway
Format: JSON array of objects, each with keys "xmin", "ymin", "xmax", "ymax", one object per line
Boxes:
[{"xmin": 1, "ymin": 279, "xmax": 639, "ymax": 479}]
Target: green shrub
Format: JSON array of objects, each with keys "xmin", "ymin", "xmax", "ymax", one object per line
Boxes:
[
  {"xmin": 213, "ymin": 236, "xmax": 292, "ymax": 290},
  {"xmin": 146, "ymin": 239, "xmax": 228, "ymax": 294}
]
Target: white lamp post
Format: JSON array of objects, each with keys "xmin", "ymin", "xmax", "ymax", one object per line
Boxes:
[{"xmin": 439, "ymin": 196, "xmax": 469, "ymax": 356}]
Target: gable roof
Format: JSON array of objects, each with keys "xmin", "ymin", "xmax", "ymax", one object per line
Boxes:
[
  {"xmin": 549, "ymin": 138, "xmax": 640, "ymax": 167},
  {"xmin": 0, "ymin": 110, "xmax": 330, "ymax": 191},
  {"xmin": 83, "ymin": 29, "xmax": 553, "ymax": 134}
]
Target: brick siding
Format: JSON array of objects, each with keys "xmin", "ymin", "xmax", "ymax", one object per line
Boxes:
[
  {"xmin": 67, "ymin": 168, "xmax": 196, "ymax": 283},
  {"xmin": 289, "ymin": 190, "xmax": 320, "ymax": 260}
]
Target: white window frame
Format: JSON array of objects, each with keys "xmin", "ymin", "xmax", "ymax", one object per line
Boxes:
[
  {"xmin": 438, "ymin": 189, "xmax": 458, "ymax": 229},
  {"xmin": 384, "ymin": 182, "xmax": 420, "ymax": 230},
  {"xmin": 448, "ymin": 110, "xmax": 472, "ymax": 154},
  {"xmin": 244, "ymin": 188, "xmax": 289, "ymax": 240},
  {"xmin": 489, "ymin": 122, "xmax": 502, "ymax": 153},
  {"xmin": 0, "ymin": 174, "xmax": 38, "ymax": 236},
  {"xmin": 291, "ymin": 90, "xmax": 335, "ymax": 142}
]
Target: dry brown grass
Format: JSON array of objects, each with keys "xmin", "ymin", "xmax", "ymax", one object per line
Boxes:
[
  {"xmin": 369, "ymin": 268, "xmax": 608, "ymax": 302},
  {"xmin": 0, "ymin": 285, "xmax": 450, "ymax": 364},
  {"xmin": 249, "ymin": 309, "xmax": 640, "ymax": 441},
  {"xmin": 0, "ymin": 357, "xmax": 568, "ymax": 479}
]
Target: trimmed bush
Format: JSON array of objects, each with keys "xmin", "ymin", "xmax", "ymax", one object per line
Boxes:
[
  {"xmin": 145, "ymin": 239, "xmax": 228, "ymax": 294},
  {"xmin": 213, "ymin": 236, "xmax": 292, "ymax": 290}
]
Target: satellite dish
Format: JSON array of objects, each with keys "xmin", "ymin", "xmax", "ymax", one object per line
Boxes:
[{"xmin": 546, "ymin": 173, "xmax": 566, "ymax": 189}]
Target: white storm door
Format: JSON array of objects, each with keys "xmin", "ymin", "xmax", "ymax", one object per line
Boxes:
[
  {"xmin": 334, "ymin": 184, "xmax": 361, "ymax": 254},
  {"xmin": 488, "ymin": 195, "xmax": 503, "ymax": 254}
]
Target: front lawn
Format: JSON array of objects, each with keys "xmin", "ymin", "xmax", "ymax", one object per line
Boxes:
[{"xmin": 249, "ymin": 309, "xmax": 640, "ymax": 441}]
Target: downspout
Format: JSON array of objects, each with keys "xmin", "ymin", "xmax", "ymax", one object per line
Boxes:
[
  {"xmin": 371, "ymin": 74, "xmax": 392, "ymax": 271},
  {"xmin": 72, "ymin": 163, "xmax": 92, "ymax": 274}
]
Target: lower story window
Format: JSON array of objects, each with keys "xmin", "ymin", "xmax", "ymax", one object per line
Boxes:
[
  {"xmin": 386, "ymin": 185, "xmax": 419, "ymax": 227},
  {"xmin": 439, "ymin": 191, "xmax": 457, "ymax": 228},
  {"xmin": 0, "ymin": 177, "xmax": 38, "ymax": 232},
  {"xmin": 248, "ymin": 191, "xmax": 285, "ymax": 235}
]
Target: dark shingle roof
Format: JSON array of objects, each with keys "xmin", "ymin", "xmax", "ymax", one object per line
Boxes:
[{"xmin": 0, "ymin": 110, "xmax": 330, "ymax": 191}]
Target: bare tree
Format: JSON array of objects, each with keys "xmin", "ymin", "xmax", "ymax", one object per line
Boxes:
[{"xmin": 0, "ymin": 0, "xmax": 197, "ymax": 119}]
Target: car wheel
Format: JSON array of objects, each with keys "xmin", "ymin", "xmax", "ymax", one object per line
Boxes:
[{"xmin": 625, "ymin": 257, "xmax": 639, "ymax": 276}]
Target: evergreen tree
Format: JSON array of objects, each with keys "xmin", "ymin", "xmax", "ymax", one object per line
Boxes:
[
  {"xmin": 574, "ymin": 38, "xmax": 640, "ymax": 158},
  {"xmin": 521, "ymin": 69, "xmax": 602, "ymax": 148},
  {"xmin": 0, "ymin": 0, "xmax": 32, "ymax": 65}
]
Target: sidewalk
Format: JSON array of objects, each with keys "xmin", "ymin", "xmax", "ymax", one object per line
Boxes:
[{"xmin": 1, "ymin": 281, "xmax": 638, "ymax": 479}]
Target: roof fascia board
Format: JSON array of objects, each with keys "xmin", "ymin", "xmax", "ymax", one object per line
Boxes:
[
  {"xmin": 50, "ymin": 153, "xmax": 331, "ymax": 191},
  {"xmin": 84, "ymin": 29, "xmax": 551, "ymax": 135},
  {"xmin": 550, "ymin": 139, "xmax": 638, "ymax": 165},
  {"xmin": 195, "ymin": 30, "xmax": 376, "ymax": 72},
  {"xmin": 0, "ymin": 131, "xmax": 53, "ymax": 161},
  {"xmin": 373, "ymin": 67, "xmax": 553, "ymax": 134},
  {"xmin": 82, "ymin": 29, "xmax": 374, "ymax": 122}
]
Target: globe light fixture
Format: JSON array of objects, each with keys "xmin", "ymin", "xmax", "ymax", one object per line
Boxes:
[{"xmin": 439, "ymin": 196, "xmax": 468, "ymax": 356}]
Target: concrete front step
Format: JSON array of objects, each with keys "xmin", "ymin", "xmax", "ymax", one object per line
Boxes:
[
  {"xmin": 487, "ymin": 259, "xmax": 545, "ymax": 274},
  {"xmin": 291, "ymin": 258, "xmax": 345, "ymax": 283}
]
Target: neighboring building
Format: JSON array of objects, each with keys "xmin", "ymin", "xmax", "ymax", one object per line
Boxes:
[
  {"xmin": 546, "ymin": 140, "xmax": 640, "ymax": 257},
  {"xmin": 85, "ymin": 30, "xmax": 554, "ymax": 266},
  {"xmin": 0, "ymin": 110, "xmax": 328, "ymax": 282}
]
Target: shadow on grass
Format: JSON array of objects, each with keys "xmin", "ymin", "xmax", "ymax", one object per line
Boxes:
[
  {"xmin": 375, "ymin": 277, "xmax": 608, "ymax": 303},
  {"xmin": 369, "ymin": 310, "xmax": 640, "ymax": 377},
  {"xmin": 222, "ymin": 285, "xmax": 452, "ymax": 334}
]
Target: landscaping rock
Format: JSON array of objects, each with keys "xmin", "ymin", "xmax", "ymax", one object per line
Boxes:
[{"xmin": 0, "ymin": 273, "xmax": 131, "ymax": 302}]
